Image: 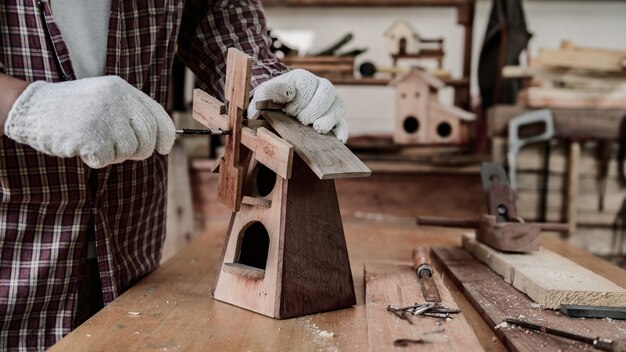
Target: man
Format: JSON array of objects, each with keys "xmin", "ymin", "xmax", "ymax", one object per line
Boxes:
[{"xmin": 0, "ymin": 1, "xmax": 347, "ymax": 350}]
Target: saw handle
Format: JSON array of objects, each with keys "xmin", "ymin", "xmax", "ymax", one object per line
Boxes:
[{"xmin": 412, "ymin": 247, "xmax": 433, "ymax": 278}]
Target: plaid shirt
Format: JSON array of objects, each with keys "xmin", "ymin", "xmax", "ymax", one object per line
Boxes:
[{"xmin": 0, "ymin": 1, "xmax": 287, "ymax": 350}]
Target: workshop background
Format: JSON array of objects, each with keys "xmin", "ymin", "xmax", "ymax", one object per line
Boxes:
[
  {"xmin": 169, "ymin": 0, "xmax": 626, "ymax": 263},
  {"xmin": 50, "ymin": 0, "xmax": 626, "ymax": 350}
]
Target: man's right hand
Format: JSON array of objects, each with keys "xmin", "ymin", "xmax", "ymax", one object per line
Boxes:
[{"xmin": 4, "ymin": 76, "xmax": 175, "ymax": 169}]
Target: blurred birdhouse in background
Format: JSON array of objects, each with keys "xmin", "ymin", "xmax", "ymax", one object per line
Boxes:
[
  {"xmin": 384, "ymin": 20, "xmax": 421, "ymax": 56},
  {"xmin": 390, "ymin": 69, "xmax": 475, "ymax": 145}
]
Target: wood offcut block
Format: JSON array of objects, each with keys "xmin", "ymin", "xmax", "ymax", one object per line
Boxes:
[{"xmin": 462, "ymin": 233, "xmax": 626, "ymax": 309}]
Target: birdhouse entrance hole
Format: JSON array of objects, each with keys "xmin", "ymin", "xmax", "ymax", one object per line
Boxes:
[
  {"xmin": 436, "ymin": 122, "xmax": 452, "ymax": 138},
  {"xmin": 237, "ymin": 221, "xmax": 270, "ymax": 270},
  {"xmin": 399, "ymin": 38, "xmax": 407, "ymax": 55},
  {"xmin": 403, "ymin": 116, "xmax": 420, "ymax": 134},
  {"xmin": 253, "ymin": 164, "xmax": 277, "ymax": 197}
]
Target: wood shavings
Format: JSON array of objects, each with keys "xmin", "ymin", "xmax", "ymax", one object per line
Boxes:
[{"xmin": 495, "ymin": 321, "xmax": 510, "ymax": 330}]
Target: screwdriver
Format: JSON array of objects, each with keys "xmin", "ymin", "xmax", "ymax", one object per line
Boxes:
[
  {"xmin": 504, "ymin": 319, "xmax": 626, "ymax": 352},
  {"xmin": 175, "ymin": 129, "xmax": 231, "ymax": 135}
]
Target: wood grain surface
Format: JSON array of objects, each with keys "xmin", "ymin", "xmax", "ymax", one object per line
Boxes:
[
  {"xmin": 50, "ymin": 220, "xmax": 626, "ymax": 351},
  {"xmin": 487, "ymin": 105, "xmax": 626, "ymax": 140},
  {"xmin": 462, "ymin": 234, "xmax": 626, "ymax": 308},
  {"xmin": 262, "ymin": 110, "xmax": 371, "ymax": 180},
  {"xmin": 433, "ymin": 246, "xmax": 626, "ymax": 352},
  {"xmin": 365, "ymin": 263, "xmax": 483, "ymax": 351}
]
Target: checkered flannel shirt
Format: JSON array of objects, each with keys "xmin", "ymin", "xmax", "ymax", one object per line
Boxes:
[{"xmin": 0, "ymin": 0, "xmax": 287, "ymax": 350}]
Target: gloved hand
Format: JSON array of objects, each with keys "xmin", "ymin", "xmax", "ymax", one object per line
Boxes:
[
  {"xmin": 248, "ymin": 69, "xmax": 349, "ymax": 143},
  {"xmin": 5, "ymin": 76, "xmax": 175, "ymax": 169}
]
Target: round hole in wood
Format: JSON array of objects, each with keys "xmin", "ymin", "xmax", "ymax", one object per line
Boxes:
[
  {"xmin": 436, "ymin": 121, "xmax": 452, "ymax": 138},
  {"xmin": 237, "ymin": 221, "xmax": 270, "ymax": 270},
  {"xmin": 403, "ymin": 116, "xmax": 420, "ymax": 134},
  {"xmin": 254, "ymin": 164, "xmax": 277, "ymax": 197}
]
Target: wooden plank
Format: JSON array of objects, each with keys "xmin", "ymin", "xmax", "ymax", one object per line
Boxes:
[
  {"xmin": 262, "ymin": 110, "xmax": 371, "ymax": 179},
  {"xmin": 487, "ymin": 105, "xmax": 626, "ymax": 140},
  {"xmin": 532, "ymin": 45, "xmax": 626, "ymax": 72},
  {"xmin": 527, "ymin": 87, "xmax": 626, "ymax": 109},
  {"xmin": 241, "ymin": 196, "xmax": 272, "ymax": 208},
  {"xmin": 462, "ymin": 234, "xmax": 626, "ymax": 309},
  {"xmin": 163, "ymin": 143, "xmax": 196, "ymax": 263},
  {"xmin": 364, "ymin": 263, "xmax": 483, "ymax": 352},
  {"xmin": 193, "ymin": 92, "xmax": 294, "ymax": 180},
  {"xmin": 244, "ymin": 127, "xmax": 294, "ymax": 179},
  {"xmin": 432, "ymin": 246, "xmax": 626, "ymax": 352},
  {"xmin": 566, "ymin": 141, "xmax": 581, "ymax": 237},
  {"xmin": 193, "ymin": 89, "xmax": 227, "ymax": 131}
]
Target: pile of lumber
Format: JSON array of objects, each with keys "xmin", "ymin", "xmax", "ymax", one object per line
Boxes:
[
  {"xmin": 493, "ymin": 139, "xmax": 626, "ymax": 251},
  {"xmin": 280, "ymin": 56, "xmax": 354, "ymax": 77},
  {"xmin": 504, "ymin": 40, "xmax": 626, "ymax": 109}
]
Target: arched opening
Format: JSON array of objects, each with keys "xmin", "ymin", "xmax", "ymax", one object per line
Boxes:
[
  {"xmin": 237, "ymin": 221, "xmax": 270, "ymax": 270},
  {"xmin": 399, "ymin": 38, "xmax": 407, "ymax": 55},
  {"xmin": 254, "ymin": 164, "xmax": 277, "ymax": 197},
  {"xmin": 403, "ymin": 116, "xmax": 420, "ymax": 134},
  {"xmin": 436, "ymin": 121, "xmax": 452, "ymax": 138}
]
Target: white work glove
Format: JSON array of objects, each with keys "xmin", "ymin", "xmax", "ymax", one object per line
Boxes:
[
  {"xmin": 5, "ymin": 76, "xmax": 175, "ymax": 169},
  {"xmin": 248, "ymin": 69, "xmax": 349, "ymax": 143}
]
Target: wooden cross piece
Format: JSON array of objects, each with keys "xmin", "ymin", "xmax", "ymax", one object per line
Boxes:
[{"xmin": 192, "ymin": 48, "xmax": 294, "ymax": 212}]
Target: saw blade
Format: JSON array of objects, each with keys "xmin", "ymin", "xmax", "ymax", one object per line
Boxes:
[{"xmin": 419, "ymin": 276, "xmax": 441, "ymax": 303}]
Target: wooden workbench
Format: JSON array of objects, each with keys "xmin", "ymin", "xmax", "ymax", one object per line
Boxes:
[{"xmin": 51, "ymin": 220, "xmax": 626, "ymax": 351}]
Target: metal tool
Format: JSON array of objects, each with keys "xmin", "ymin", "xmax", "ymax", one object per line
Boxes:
[
  {"xmin": 411, "ymin": 247, "xmax": 441, "ymax": 303},
  {"xmin": 393, "ymin": 339, "xmax": 430, "ymax": 347},
  {"xmin": 504, "ymin": 319, "xmax": 626, "ymax": 352},
  {"xmin": 386, "ymin": 303, "xmax": 461, "ymax": 325},
  {"xmin": 507, "ymin": 109, "xmax": 555, "ymax": 190},
  {"xmin": 559, "ymin": 304, "xmax": 626, "ymax": 320},
  {"xmin": 481, "ymin": 162, "xmax": 516, "ymax": 223},
  {"xmin": 175, "ymin": 129, "xmax": 231, "ymax": 135}
]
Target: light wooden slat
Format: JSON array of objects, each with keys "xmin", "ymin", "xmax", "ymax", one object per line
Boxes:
[
  {"xmin": 192, "ymin": 94, "xmax": 293, "ymax": 180},
  {"xmin": 192, "ymin": 89, "xmax": 228, "ymax": 130},
  {"xmin": 432, "ymin": 246, "xmax": 626, "ymax": 352},
  {"xmin": 487, "ymin": 105, "xmax": 625, "ymax": 140},
  {"xmin": 244, "ymin": 127, "xmax": 293, "ymax": 179},
  {"xmin": 532, "ymin": 46, "xmax": 626, "ymax": 72},
  {"xmin": 241, "ymin": 196, "xmax": 272, "ymax": 208},
  {"xmin": 262, "ymin": 110, "xmax": 371, "ymax": 180},
  {"xmin": 527, "ymin": 87, "xmax": 626, "ymax": 109},
  {"xmin": 462, "ymin": 234, "xmax": 626, "ymax": 309},
  {"xmin": 365, "ymin": 263, "xmax": 483, "ymax": 351}
]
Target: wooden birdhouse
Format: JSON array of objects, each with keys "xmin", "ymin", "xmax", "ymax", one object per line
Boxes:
[
  {"xmin": 390, "ymin": 69, "xmax": 475, "ymax": 145},
  {"xmin": 193, "ymin": 48, "xmax": 371, "ymax": 319},
  {"xmin": 384, "ymin": 20, "xmax": 421, "ymax": 56}
]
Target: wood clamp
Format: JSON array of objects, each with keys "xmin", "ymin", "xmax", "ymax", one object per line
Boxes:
[{"xmin": 192, "ymin": 48, "xmax": 371, "ymax": 319}]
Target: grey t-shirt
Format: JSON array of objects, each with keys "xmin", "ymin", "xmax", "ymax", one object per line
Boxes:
[{"xmin": 50, "ymin": 0, "xmax": 112, "ymax": 79}]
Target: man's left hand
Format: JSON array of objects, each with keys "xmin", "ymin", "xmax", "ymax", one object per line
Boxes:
[{"xmin": 248, "ymin": 69, "xmax": 348, "ymax": 143}]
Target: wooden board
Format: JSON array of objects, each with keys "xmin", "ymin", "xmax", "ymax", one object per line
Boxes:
[
  {"xmin": 487, "ymin": 105, "xmax": 625, "ymax": 140},
  {"xmin": 462, "ymin": 234, "xmax": 626, "ymax": 309},
  {"xmin": 365, "ymin": 263, "xmax": 483, "ymax": 352},
  {"xmin": 533, "ymin": 45, "xmax": 626, "ymax": 72},
  {"xmin": 261, "ymin": 110, "xmax": 371, "ymax": 180},
  {"xmin": 432, "ymin": 246, "xmax": 626, "ymax": 352},
  {"xmin": 527, "ymin": 87, "xmax": 626, "ymax": 109}
]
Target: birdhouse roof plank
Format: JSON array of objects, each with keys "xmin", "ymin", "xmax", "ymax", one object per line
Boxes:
[{"xmin": 261, "ymin": 110, "xmax": 371, "ymax": 180}]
